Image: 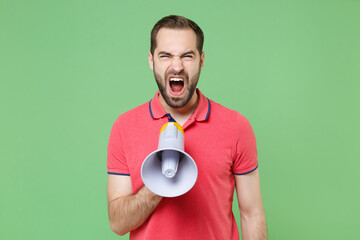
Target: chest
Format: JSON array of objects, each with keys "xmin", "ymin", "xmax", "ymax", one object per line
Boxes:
[{"xmin": 123, "ymin": 121, "xmax": 237, "ymax": 192}]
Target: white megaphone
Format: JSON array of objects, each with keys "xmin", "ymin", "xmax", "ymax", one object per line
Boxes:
[{"xmin": 141, "ymin": 122, "xmax": 198, "ymax": 197}]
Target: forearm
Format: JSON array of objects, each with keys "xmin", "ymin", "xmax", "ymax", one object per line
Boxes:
[
  {"xmin": 240, "ymin": 210, "xmax": 267, "ymax": 240},
  {"xmin": 108, "ymin": 186, "xmax": 162, "ymax": 236}
]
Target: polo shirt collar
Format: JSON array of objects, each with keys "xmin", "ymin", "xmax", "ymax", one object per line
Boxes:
[{"xmin": 149, "ymin": 88, "xmax": 210, "ymax": 122}]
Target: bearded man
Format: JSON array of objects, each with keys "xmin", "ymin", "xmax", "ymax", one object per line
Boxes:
[{"xmin": 107, "ymin": 15, "xmax": 267, "ymax": 240}]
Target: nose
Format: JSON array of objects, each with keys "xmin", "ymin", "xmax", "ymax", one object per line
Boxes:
[{"xmin": 170, "ymin": 56, "xmax": 184, "ymax": 74}]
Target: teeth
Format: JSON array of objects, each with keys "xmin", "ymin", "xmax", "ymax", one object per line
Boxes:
[{"xmin": 170, "ymin": 78, "xmax": 183, "ymax": 82}]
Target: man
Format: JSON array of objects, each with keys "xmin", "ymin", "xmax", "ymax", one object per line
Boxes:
[{"xmin": 107, "ymin": 15, "xmax": 267, "ymax": 239}]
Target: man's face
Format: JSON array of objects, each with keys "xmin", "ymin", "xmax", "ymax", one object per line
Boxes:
[{"xmin": 148, "ymin": 28, "xmax": 205, "ymax": 109}]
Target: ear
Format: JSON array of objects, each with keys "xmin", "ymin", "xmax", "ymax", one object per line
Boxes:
[
  {"xmin": 148, "ymin": 51, "xmax": 154, "ymax": 70},
  {"xmin": 200, "ymin": 51, "xmax": 205, "ymax": 69}
]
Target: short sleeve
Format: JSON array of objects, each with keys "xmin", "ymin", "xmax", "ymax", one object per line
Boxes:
[
  {"xmin": 107, "ymin": 118, "xmax": 130, "ymax": 175},
  {"xmin": 232, "ymin": 114, "xmax": 258, "ymax": 175}
]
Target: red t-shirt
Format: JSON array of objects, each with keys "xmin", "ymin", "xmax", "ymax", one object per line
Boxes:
[{"xmin": 107, "ymin": 89, "xmax": 258, "ymax": 240}]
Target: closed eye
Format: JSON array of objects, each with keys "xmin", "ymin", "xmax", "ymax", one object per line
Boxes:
[
  {"xmin": 182, "ymin": 51, "xmax": 195, "ymax": 59},
  {"xmin": 158, "ymin": 51, "xmax": 172, "ymax": 59}
]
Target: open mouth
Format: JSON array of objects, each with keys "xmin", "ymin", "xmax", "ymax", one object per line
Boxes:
[{"xmin": 169, "ymin": 76, "xmax": 185, "ymax": 96}]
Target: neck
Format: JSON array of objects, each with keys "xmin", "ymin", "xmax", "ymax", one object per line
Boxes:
[{"xmin": 159, "ymin": 91, "xmax": 199, "ymax": 126}]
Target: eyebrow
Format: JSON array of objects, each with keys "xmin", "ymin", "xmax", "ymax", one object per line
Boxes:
[
  {"xmin": 158, "ymin": 50, "xmax": 196, "ymax": 56},
  {"xmin": 182, "ymin": 51, "xmax": 195, "ymax": 56},
  {"xmin": 158, "ymin": 51, "xmax": 172, "ymax": 56}
]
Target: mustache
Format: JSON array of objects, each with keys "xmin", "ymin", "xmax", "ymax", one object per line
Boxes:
[{"xmin": 166, "ymin": 70, "xmax": 188, "ymax": 79}]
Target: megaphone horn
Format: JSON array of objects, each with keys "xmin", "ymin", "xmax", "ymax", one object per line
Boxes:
[{"xmin": 141, "ymin": 122, "xmax": 198, "ymax": 197}]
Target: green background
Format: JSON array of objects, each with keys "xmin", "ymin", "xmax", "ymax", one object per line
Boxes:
[{"xmin": 1, "ymin": 0, "xmax": 359, "ymax": 239}]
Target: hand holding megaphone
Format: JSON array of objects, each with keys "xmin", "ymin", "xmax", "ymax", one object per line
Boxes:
[{"xmin": 141, "ymin": 122, "xmax": 198, "ymax": 197}]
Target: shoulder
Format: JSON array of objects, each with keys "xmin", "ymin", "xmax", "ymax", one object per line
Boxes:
[
  {"xmin": 209, "ymin": 99, "xmax": 252, "ymax": 129},
  {"xmin": 112, "ymin": 101, "xmax": 151, "ymax": 128}
]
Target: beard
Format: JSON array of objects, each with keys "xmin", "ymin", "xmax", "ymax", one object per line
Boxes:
[{"xmin": 153, "ymin": 64, "xmax": 201, "ymax": 109}]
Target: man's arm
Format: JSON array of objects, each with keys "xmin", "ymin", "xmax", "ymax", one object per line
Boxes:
[
  {"xmin": 107, "ymin": 175, "xmax": 162, "ymax": 236},
  {"xmin": 235, "ymin": 168, "xmax": 267, "ymax": 240}
]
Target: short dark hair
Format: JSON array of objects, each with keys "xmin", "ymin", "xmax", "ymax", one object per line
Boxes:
[{"xmin": 150, "ymin": 15, "xmax": 204, "ymax": 55}]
